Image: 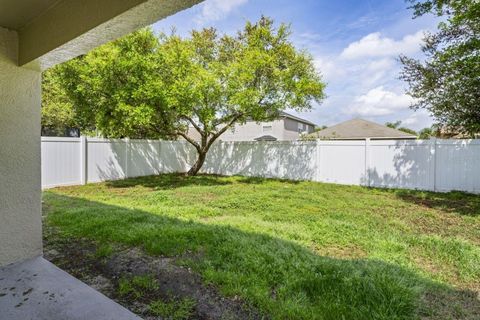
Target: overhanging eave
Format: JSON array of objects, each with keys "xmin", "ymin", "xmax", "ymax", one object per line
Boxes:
[{"xmin": 18, "ymin": 0, "xmax": 202, "ymax": 70}]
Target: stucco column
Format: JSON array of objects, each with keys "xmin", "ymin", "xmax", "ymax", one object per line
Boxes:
[{"xmin": 0, "ymin": 27, "xmax": 42, "ymax": 266}]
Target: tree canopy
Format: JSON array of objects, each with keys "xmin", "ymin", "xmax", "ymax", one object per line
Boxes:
[
  {"xmin": 400, "ymin": 0, "xmax": 480, "ymax": 137},
  {"xmin": 51, "ymin": 17, "xmax": 326, "ymax": 175},
  {"xmin": 41, "ymin": 66, "xmax": 79, "ymax": 136}
]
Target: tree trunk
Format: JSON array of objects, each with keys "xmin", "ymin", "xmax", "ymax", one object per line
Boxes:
[
  {"xmin": 187, "ymin": 149, "xmax": 207, "ymax": 176},
  {"xmin": 183, "ymin": 116, "xmax": 242, "ymax": 176}
]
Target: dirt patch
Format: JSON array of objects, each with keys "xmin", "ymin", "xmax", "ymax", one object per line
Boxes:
[
  {"xmin": 43, "ymin": 227, "xmax": 264, "ymax": 320},
  {"xmin": 312, "ymin": 244, "xmax": 367, "ymax": 259},
  {"xmin": 395, "ymin": 192, "xmax": 480, "ymax": 217},
  {"xmin": 419, "ymin": 288, "xmax": 480, "ymax": 320}
]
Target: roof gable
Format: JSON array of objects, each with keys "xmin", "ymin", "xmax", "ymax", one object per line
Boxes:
[{"xmin": 279, "ymin": 112, "xmax": 316, "ymax": 126}]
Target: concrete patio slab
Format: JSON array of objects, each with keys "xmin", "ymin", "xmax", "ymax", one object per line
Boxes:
[{"xmin": 0, "ymin": 256, "xmax": 142, "ymax": 320}]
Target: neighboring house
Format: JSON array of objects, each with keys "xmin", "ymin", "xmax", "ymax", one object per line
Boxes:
[
  {"xmin": 309, "ymin": 118, "xmax": 417, "ymax": 140},
  {"xmin": 187, "ymin": 112, "xmax": 316, "ymax": 142}
]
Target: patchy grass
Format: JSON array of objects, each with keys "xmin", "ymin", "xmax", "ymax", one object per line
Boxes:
[
  {"xmin": 118, "ymin": 275, "xmax": 160, "ymax": 299},
  {"xmin": 43, "ymin": 174, "xmax": 480, "ymax": 319},
  {"xmin": 149, "ymin": 297, "xmax": 196, "ymax": 320},
  {"xmin": 94, "ymin": 244, "xmax": 113, "ymax": 259}
]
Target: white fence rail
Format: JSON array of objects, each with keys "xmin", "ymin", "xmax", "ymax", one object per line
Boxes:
[{"xmin": 41, "ymin": 137, "xmax": 480, "ymax": 193}]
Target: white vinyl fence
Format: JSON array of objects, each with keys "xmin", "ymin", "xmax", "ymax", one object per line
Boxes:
[{"xmin": 41, "ymin": 137, "xmax": 480, "ymax": 193}]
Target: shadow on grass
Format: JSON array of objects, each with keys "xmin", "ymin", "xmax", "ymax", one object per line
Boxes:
[
  {"xmin": 234, "ymin": 175, "xmax": 301, "ymax": 185},
  {"xmin": 43, "ymin": 192, "xmax": 479, "ymax": 320},
  {"xmin": 390, "ymin": 189, "xmax": 480, "ymax": 217},
  {"xmin": 105, "ymin": 173, "xmax": 233, "ymax": 190},
  {"xmin": 105, "ymin": 173, "xmax": 301, "ymax": 190}
]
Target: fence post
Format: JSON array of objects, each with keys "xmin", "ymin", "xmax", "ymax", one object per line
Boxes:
[
  {"xmin": 125, "ymin": 138, "xmax": 130, "ymax": 178},
  {"xmin": 431, "ymin": 138, "xmax": 437, "ymax": 192},
  {"xmin": 80, "ymin": 136, "xmax": 87, "ymax": 185},
  {"xmin": 157, "ymin": 140, "xmax": 162, "ymax": 174},
  {"xmin": 316, "ymin": 140, "xmax": 321, "ymax": 182},
  {"xmin": 365, "ymin": 138, "xmax": 371, "ymax": 187}
]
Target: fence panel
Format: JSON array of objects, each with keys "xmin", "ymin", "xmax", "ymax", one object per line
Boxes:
[
  {"xmin": 204, "ymin": 141, "xmax": 318, "ymax": 181},
  {"xmin": 435, "ymin": 140, "xmax": 480, "ymax": 193},
  {"xmin": 158, "ymin": 141, "xmax": 196, "ymax": 173},
  {"xmin": 317, "ymin": 141, "xmax": 366, "ymax": 186},
  {"xmin": 41, "ymin": 137, "xmax": 82, "ymax": 188},
  {"xmin": 86, "ymin": 138, "xmax": 127, "ymax": 183},
  {"xmin": 368, "ymin": 140, "xmax": 435, "ymax": 190},
  {"xmin": 41, "ymin": 137, "xmax": 480, "ymax": 193},
  {"xmin": 127, "ymin": 140, "xmax": 161, "ymax": 178}
]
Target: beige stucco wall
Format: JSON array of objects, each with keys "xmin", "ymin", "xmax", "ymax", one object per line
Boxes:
[{"xmin": 0, "ymin": 27, "xmax": 42, "ymax": 266}]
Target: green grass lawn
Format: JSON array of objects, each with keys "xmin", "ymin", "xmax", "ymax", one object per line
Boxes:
[{"xmin": 43, "ymin": 174, "xmax": 480, "ymax": 319}]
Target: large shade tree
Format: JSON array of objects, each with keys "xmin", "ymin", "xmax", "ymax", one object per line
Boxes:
[
  {"xmin": 55, "ymin": 17, "xmax": 325, "ymax": 175},
  {"xmin": 400, "ymin": 0, "xmax": 480, "ymax": 137},
  {"xmin": 41, "ymin": 67, "xmax": 79, "ymax": 136}
]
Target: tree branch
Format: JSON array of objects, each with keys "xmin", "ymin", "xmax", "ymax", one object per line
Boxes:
[
  {"xmin": 176, "ymin": 131, "xmax": 202, "ymax": 152},
  {"xmin": 206, "ymin": 113, "xmax": 244, "ymax": 149},
  {"xmin": 181, "ymin": 115, "xmax": 203, "ymax": 135},
  {"xmin": 212, "ymin": 113, "xmax": 237, "ymax": 127}
]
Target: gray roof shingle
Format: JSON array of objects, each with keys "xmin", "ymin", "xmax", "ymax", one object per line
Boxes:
[{"xmin": 311, "ymin": 118, "xmax": 417, "ymax": 140}]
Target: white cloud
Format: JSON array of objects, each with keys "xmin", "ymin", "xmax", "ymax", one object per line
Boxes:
[
  {"xmin": 361, "ymin": 58, "xmax": 397, "ymax": 86},
  {"xmin": 340, "ymin": 30, "xmax": 424, "ymax": 59},
  {"xmin": 308, "ymin": 31, "xmax": 424, "ymax": 122},
  {"xmin": 195, "ymin": 0, "xmax": 248, "ymax": 25},
  {"xmin": 345, "ymin": 86, "xmax": 413, "ymax": 117},
  {"xmin": 366, "ymin": 58, "xmax": 394, "ymax": 72},
  {"xmin": 313, "ymin": 57, "xmax": 346, "ymax": 81},
  {"xmin": 281, "ymin": 26, "xmax": 430, "ymax": 127},
  {"xmin": 402, "ymin": 110, "xmax": 433, "ymax": 130},
  {"xmin": 403, "ymin": 113, "xmax": 420, "ymax": 126}
]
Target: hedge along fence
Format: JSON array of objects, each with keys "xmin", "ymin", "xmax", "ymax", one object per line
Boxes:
[{"xmin": 41, "ymin": 137, "xmax": 480, "ymax": 193}]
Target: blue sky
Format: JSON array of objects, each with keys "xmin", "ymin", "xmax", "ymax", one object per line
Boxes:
[{"xmin": 153, "ymin": 0, "xmax": 440, "ymax": 130}]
